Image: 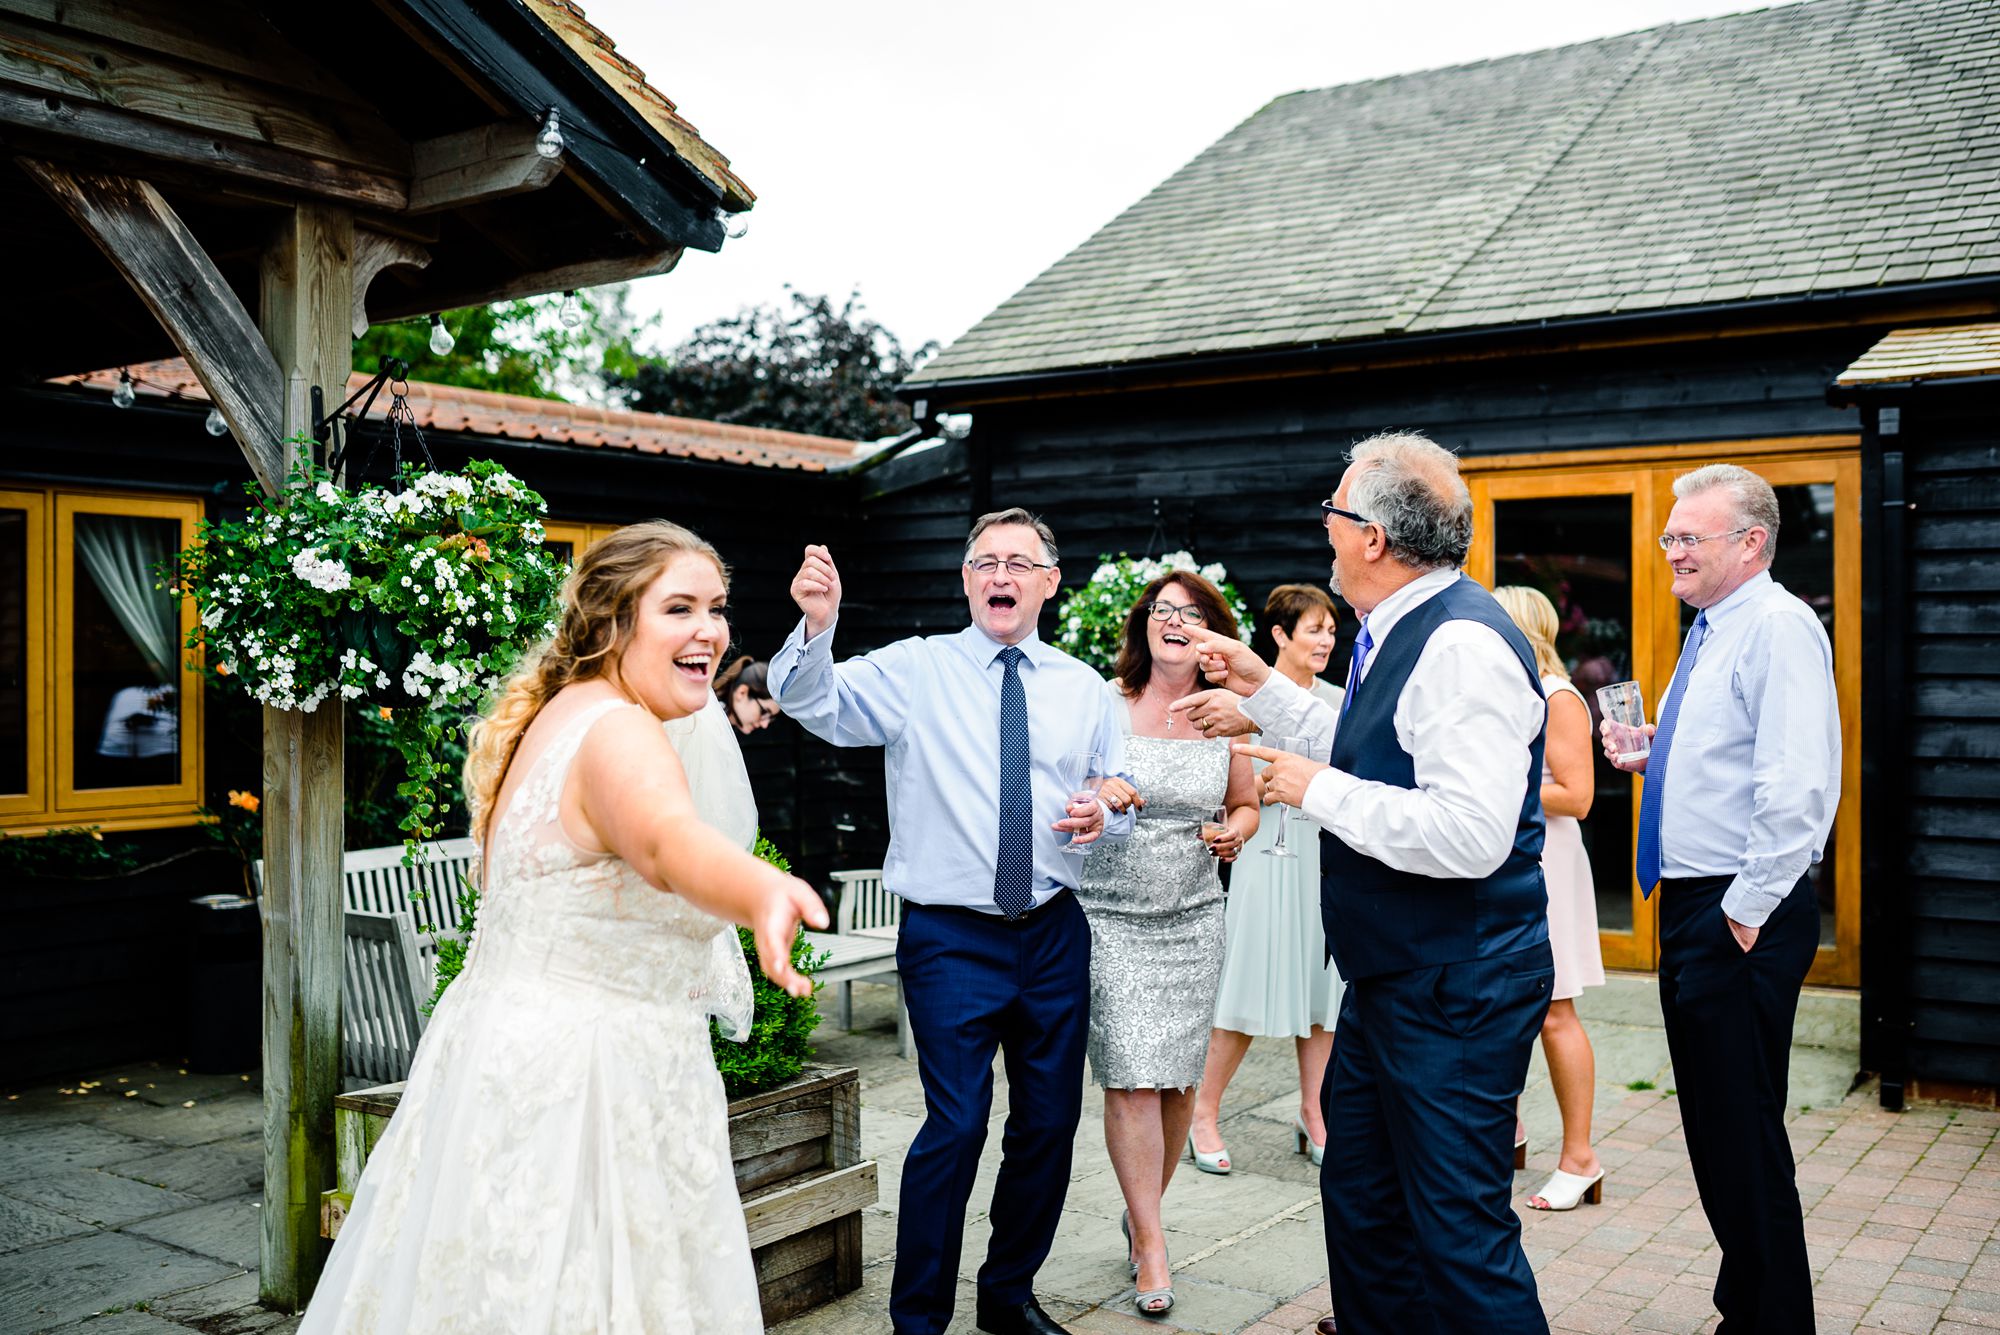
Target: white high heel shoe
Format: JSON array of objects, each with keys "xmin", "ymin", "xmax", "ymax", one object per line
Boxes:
[
  {"xmin": 1525, "ymin": 1166, "xmax": 1604, "ymax": 1211},
  {"xmin": 1294, "ymin": 1116, "xmax": 1325, "ymax": 1167},
  {"xmin": 1186, "ymin": 1131, "xmax": 1231, "ymax": 1175}
]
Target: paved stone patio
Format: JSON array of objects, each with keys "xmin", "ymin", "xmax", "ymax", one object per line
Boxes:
[{"xmin": 5, "ymin": 976, "xmax": 1999, "ymax": 1334}]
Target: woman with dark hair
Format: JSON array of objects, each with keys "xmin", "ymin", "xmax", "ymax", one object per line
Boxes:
[
  {"xmin": 714, "ymin": 655, "xmax": 779, "ymax": 734},
  {"xmin": 1185, "ymin": 584, "xmax": 1346, "ymax": 1177},
  {"xmin": 1077, "ymin": 569, "xmax": 1259, "ymax": 1318}
]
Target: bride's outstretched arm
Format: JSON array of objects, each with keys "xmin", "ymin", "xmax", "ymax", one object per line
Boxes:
[{"xmin": 577, "ymin": 710, "xmax": 827, "ymax": 997}]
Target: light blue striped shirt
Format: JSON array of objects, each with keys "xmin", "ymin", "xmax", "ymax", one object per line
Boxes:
[
  {"xmin": 771, "ymin": 617, "xmax": 1133, "ymax": 912},
  {"xmin": 1656, "ymin": 570, "xmax": 1841, "ymax": 927}
]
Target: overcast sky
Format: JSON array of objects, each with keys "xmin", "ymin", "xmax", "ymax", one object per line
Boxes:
[{"xmin": 587, "ymin": 0, "xmax": 1790, "ymax": 359}]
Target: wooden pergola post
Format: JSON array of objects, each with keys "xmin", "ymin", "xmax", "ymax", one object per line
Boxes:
[{"xmin": 257, "ymin": 204, "xmax": 354, "ymax": 1309}]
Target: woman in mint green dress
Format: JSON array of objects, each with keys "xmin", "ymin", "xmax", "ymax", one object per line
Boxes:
[{"xmin": 1186, "ymin": 584, "xmax": 1344, "ymax": 1172}]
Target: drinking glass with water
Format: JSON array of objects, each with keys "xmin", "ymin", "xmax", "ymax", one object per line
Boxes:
[{"xmin": 1596, "ymin": 681, "xmax": 1651, "ymax": 764}]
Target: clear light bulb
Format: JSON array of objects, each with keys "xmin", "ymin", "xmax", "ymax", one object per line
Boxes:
[
  {"xmin": 428, "ymin": 314, "xmax": 456, "ymax": 356},
  {"xmin": 111, "ymin": 370, "xmax": 136, "ymax": 409},
  {"xmin": 559, "ymin": 290, "xmax": 584, "ymax": 329},
  {"xmin": 204, "ymin": 407, "xmax": 228, "ymax": 437},
  {"xmin": 722, "ymin": 210, "xmax": 749, "ymax": 240},
  {"xmin": 535, "ymin": 108, "xmax": 564, "ymax": 159}
]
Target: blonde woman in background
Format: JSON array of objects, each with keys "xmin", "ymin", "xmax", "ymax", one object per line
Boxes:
[
  {"xmin": 1493, "ymin": 584, "xmax": 1606, "ymax": 1213},
  {"xmin": 302, "ymin": 521, "xmax": 826, "ymax": 1335}
]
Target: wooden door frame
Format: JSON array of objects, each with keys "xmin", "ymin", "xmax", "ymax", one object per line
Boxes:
[
  {"xmin": 1465, "ymin": 435, "xmax": 1863, "ymax": 986},
  {"xmin": 1469, "ymin": 468, "xmax": 1661, "ymax": 972}
]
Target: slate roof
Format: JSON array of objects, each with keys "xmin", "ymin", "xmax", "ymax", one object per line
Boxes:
[
  {"xmin": 54, "ymin": 362, "xmax": 861, "ymax": 472},
  {"xmin": 911, "ymin": 0, "xmax": 2000, "ymax": 389},
  {"xmin": 1837, "ymin": 321, "xmax": 2000, "ymax": 383}
]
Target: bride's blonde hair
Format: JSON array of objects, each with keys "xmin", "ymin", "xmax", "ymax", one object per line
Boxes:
[{"xmin": 464, "ymin": 520, "xmax": 727, "ymax": 841}]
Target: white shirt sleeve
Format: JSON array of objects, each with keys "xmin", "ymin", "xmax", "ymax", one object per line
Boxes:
[
  {"xmin": 1239, "ymin": 670, "xmax": 1340, "ymax": 756},
  {"xmin": 1721, "ymin": 610, "xmax": 1841, "ymax": 927},
  {"xmin": 1297, "ymin": 622, "xmax": 1545, "ymax": 879}
]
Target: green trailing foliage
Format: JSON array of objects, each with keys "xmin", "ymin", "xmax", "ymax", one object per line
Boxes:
[
  {"xmin": 710, "ymin": 836, "xmax": 827, "ymax": 1096},
  {"xmin": 0, "ymin": 826, "xmax": 141, "ymax": 879}
]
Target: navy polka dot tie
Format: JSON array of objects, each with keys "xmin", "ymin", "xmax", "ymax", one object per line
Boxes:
[{"xmin": 994, "ymin": 646, "xmax": 1034, "ymax": 919}]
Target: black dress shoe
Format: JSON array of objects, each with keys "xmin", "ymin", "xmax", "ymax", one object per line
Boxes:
[
  {"xmin": 1315, "ymin": 1318, "xmax": 1338, "ymax": 1335},
  {"xmin": 975, "ymin": 1295, "xmax": 1071, "ymax": 1335}
]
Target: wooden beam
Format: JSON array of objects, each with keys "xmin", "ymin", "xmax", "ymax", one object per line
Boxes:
[
  {"xmin": 0, "ymin": 11, "xmax": 407, "ymax": 175},
  {"xmin": 352, "ymin": 228, "xmax": 432, "ymax": 338},
  {"xmin": 407, "ymin": 120, "xmax": 563, "ymax": 214},
  {"xmin": 257, "ymin": 203, "xmax": 352, "ymax": 1312},
  {"xmin": 18, "ymin": 158, "xmax": 286, "ymax": 492},
  {"xmin": 370, "ymin": 247, "xmax": 684, "ymax": 322},
  {"xmin": 0, "ymin": 87, "xmax": 406, "ymax": 212}
]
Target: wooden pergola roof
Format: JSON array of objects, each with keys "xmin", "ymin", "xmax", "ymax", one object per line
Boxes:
[{"xmin": 0, "ymin": 0, "xmax": 753, "ymax": 382}]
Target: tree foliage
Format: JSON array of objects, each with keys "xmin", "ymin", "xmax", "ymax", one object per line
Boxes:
[
  {"xmin": 609, "ymin": 290, "xmax": 936, "ymax": 441},
  {"xmin": 352, "ymin": 289, "xmax": 645, "ymax": 401}
]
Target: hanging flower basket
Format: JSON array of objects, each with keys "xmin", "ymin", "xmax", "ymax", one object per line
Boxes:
[
  {"xmin": 1052, "ymin": 550, "xmax": 1254, "ymax": 675},
  {"xmin": 166, "ymin": 450, "xmax": 567, "ymax": 854}
]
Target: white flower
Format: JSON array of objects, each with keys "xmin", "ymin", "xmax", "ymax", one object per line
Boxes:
[
  {"xmin": 315, "ymin": 482, "xmax": 341, "ymax": 505},
  {"xmin": 288, "ymin": 547, "xmax": 351, "ymax": 593},
  {"xmin": 1201, "ymin": 563, "xmax": 1227, "ymax": 584}
]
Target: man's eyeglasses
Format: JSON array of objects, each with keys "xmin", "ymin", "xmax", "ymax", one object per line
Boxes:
[
  {"xmin": 1656, "ymin": 528, "xmax": 1751, "ymax": 552},
  {"xmin": 1320, "ymin": 500, "xmax": 1374, "ymax": 528},
  {"xmin": 967, "ymin": 557, "xmax": 1055, "ymax": 575},
  {"xmin": 1146, "ymin": 600, "xmax": 1207, "ymax": 625}
]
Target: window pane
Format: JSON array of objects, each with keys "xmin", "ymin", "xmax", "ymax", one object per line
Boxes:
[
  {"xmin": 72, "ymin": 513, "xmax": 182, "ymax": 791},
  {"xmin": 0, "ymin": 508, "xmax": 26, "ymax": 795},
  {"xmin": 543, "ymin": 539, "xmax": 576, "ymax": 565},
  {"xmin": 1494, "ymin": 493, "xmax": 1637, "ymax": 936}
]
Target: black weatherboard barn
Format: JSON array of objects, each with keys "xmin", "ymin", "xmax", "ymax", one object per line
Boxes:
[{"xmin": 896, "ymin": 0, "xmax": 2000, "ymax": 1105}]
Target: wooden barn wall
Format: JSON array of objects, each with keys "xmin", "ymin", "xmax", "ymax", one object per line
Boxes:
[
  {"xmin": 1900, "ymin": 396, "xmax": 2000, "ymax": 1089},
  {"xmin": 956, "ymin": 330, "xmax": 1874, "ymax": 652}
]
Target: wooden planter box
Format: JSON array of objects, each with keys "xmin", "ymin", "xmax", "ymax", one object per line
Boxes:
[{"xmin": 324, "ymin": 1063, "xmax": 877, "ymax": 1324}]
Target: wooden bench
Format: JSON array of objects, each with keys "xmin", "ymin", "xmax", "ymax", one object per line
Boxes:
[
  {"xmin": 341, "ymin": 910, "xmax": 429, "ymax": 1086},
  {"xmin": 817, "ymin": 867, "xmax": 910, "ymax": 1059},
  {"xmin": 254, "ymin": 838, "xmax": 478, "ymax": 976}
]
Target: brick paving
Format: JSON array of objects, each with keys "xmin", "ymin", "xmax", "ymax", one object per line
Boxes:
[{"xmin": 5, "ymin": 979, "xmax": 2000, "ymax": 1333}]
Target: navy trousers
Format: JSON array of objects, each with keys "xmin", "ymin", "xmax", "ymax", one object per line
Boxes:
[
  {"xmin": 1321, "ymin": 940, "xmax": 1554, "ymax": 1335},
  {"xmin": 1659, "ymin": 872, "xmax": 1817, "ymax": 1334},
  {"xmin": 889, "ymin": 894, "xmax": 1091, "ymax": 1335}
]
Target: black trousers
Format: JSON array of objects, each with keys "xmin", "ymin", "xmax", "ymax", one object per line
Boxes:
[{"xmin": 1658, "ymin": 872, "xmax": 1818, "ymax": 1334}]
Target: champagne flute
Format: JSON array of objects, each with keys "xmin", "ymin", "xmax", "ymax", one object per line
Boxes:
[
  {"xmin": 1200, "ymin": 805, "xmax": 1228, "ymax": 858},
  {"xmin": 1058, "ymin": 750, "xmax": 1106, "ymax": 855},
  {"xmin": 1261, "ymin": 734, "xmax": 1312, "ymax": 860}
]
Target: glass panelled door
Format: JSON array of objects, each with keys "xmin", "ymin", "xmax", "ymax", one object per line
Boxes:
[
  {"xmin": 1472, "ymin": 448, "xmax": 1861, "ymax": 985},
  {"xmin": 1469, "ymin": 471, "xmax": 1659, "ymax": 970},
  {"xmin": 1654, "ymin": 456, "xmax": 1861, "ymax": 986}
]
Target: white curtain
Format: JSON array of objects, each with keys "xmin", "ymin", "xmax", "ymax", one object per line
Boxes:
[{"xmin": 74, "ymin": 514, "xmax": 178, "ymax": 684}]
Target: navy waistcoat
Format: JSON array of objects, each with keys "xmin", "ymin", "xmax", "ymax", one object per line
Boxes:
[{"xmin": 1320, "ymin": 576, "xmax": 1550, "ymax": 981}]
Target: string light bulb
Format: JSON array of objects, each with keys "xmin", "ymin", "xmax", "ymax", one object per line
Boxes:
[
  {"xmin": 722, "ymin": 210, "xmax": 749, "ymax": 240},
  {"xmin": 558, "ymin": 290, "xmax": 584, "ymax": 329},
  {"xmin": 111, "ymin": 369, "xmax": 136, "ymax": 409},
  {"xmin": 204, "ymin": 407, "xmax": 229, "ymax": 437},
  {"xmin": 428, "ymin": 314, "xmax": 456, "ymax": 356},
  {"xmin": 535, "ymin": 107, "xmax": 564, "ymax": 159}
]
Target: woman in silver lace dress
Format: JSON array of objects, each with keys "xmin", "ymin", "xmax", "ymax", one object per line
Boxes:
[{"xmin": 1078, "ymin": 570, "xmax": 1258, "ymax": 1317}]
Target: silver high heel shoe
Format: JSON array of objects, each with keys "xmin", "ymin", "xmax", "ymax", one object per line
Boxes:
[
  {"xmin": 1187, "ymin": 1130, "xmax": 1231, "ymax": 1175},
  {"xmin": 1294, "ymin": 1115, "xmax": 1325, "ymax": 1167}
]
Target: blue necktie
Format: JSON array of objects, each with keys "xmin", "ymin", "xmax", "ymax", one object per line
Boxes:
[
  {"xmin": 1341, "ymin": 622, "xmax": 1374, "ymax": 717},
  {"xmin": 1635, "ymin": 612, "xmax": 1709, "ymax": 896},
  {"xmin": 994, "ymin": 646, "xmax": 1035, "ymax": 919}
]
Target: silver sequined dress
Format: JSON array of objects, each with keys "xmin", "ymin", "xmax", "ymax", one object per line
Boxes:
[{"xmin": 1077, "ymin": 688, "xmax": 1231, "ymax": 1090}]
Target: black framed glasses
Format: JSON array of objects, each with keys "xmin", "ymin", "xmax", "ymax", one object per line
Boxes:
[
  {"xmin": 1656, "ymin": 528, "xmax": 1752, "ymax": 552},
  {"xmin": 1320, "ymin": 500, "xmax": 1374, "ymax": 527},
  {"xmin": 1146, "ymin": 600, "xmax": 1207, "ymax": 625},
  {"xmin": 967, "ymin": 556, "xmax": 1055, "ymax": 575}
]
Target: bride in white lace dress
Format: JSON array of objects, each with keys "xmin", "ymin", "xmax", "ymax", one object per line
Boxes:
[{"xmin": 301, "ymin": 521, "xmax": 826, "ymax": 1335}]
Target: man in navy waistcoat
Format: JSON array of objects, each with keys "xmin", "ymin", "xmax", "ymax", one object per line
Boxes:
[{"xmin": 1196, "ymin": 432, "xmax": 1554, "ymax": 1335}]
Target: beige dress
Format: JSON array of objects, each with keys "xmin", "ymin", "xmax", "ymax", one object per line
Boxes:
[{"xmin": 1542, "ymin": 675, "xmax": 1605, "ymax": 1000}]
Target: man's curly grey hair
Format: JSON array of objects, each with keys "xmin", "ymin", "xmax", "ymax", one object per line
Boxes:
[{"xmin": 1344, "ymin": 431, "xmax": 1473, "ymax": 572}]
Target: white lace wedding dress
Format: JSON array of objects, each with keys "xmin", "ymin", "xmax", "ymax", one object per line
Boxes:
[{"xmin": 300, "ymin": 699, "xmax": 763, "ymax": 1334}]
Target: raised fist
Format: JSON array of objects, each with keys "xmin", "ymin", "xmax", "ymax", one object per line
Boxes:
[{"xmin": 791, "ymin": 544, "xmax": 842, "ymax": 637}]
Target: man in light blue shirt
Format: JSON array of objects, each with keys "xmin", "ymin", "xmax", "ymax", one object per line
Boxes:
[
  {"xmin": 772, "ymin": 507, "xmax": 1130, "ymax": 1335},
  {"xmin": 1603, "ymin": 463, "xmax": 1838, "ymax": 1335}
]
